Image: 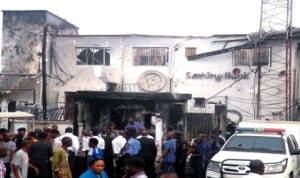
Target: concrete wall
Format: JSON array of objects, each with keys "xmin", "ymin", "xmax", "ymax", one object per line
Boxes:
[
  {"xmin": 50, "ymin": 35, "xmax": 255, "ymax": 120},
  {"xmin": 50, "ymin": 34, "xmax": 300, "ymax": 121},
  {"xmin": 2, "ymin": 11, "xmax": 300, "ymax": 124}
]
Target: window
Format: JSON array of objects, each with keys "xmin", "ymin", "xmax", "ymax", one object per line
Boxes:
[
  {"xmin": 185, "ymin": 47, "xmax": 196, "ymax": 57},
  {"xmin": 223, "ymin": 135, "xmax": 285, "ymax": 154},
  {"xmin": 232, "ymin": 47, "xmax": 271, "ymax": 66},
  {"xmin": 133, "ymin": 47, "xmax": 169, "ymax": 66},
  {"xmin": 76, "ymin": 47, "xmax": 110, "ymax": 65},
  {"xmin": 287, "ymin": 135, "xmax": 299, "ymax": 152}
]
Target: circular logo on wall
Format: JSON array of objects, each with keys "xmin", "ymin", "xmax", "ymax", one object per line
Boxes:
[{"xmin": 138, "ymin": 70, "xmax": 166, "ymax": 92}]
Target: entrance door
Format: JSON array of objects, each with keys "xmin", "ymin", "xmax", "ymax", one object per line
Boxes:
[{"xmin": 110, "ymin": 109, "xmax": 126, "ymax": 130}]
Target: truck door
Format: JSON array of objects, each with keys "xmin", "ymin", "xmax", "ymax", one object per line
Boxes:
[{"xmin": 287, "ymin": 135, "xmax": 300, "ymax": 177}]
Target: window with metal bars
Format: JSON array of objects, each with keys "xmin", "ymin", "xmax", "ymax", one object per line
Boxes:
[
  {"xmin": 232, "ymin": 47, "xmax": 271, "ymax": 66},
  {"xmin": 133, "ymin": 47, "xmax": 169, "ymax": 66},
  {"xmin": 76, "ymin": 47, "xmax": 110, "ymax": 65}
]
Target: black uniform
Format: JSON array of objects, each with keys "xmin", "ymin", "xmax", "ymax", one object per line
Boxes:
[{"xmin": 138, "ymin": 136, "xmax": 157, "ymax": 178}]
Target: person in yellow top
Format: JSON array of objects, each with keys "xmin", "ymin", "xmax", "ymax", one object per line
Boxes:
[{"xmin": 52, "ymin": 137, "xmax": 72, "ymax": 178}]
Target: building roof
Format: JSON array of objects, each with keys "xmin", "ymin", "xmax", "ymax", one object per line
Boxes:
[
  {"xmin": 187, "ymin": 42, "xmax": 253, "ymax": 60},
  {"xmin": 187, "ymin": 28, "xmax": 300, "ymax": 61},
  {"xmin": 2, "ymin": 10, "xmax": 78, "ymax": 29}
]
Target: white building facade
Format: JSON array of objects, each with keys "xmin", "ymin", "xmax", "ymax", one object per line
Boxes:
[{"xmin": 1, "ymin": 11, "xmax": 300, "ymax": 140}]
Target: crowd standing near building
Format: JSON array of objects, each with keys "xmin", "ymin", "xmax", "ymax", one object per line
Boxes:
[{"xmin": 0, "ymin": 118, "xmax": 234, "ymax": 178}]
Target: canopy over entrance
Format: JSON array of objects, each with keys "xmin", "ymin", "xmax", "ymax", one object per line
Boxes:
[
  {"xmin": 0, "ymin": 111, "xmax": 34, "ymax": 118},
  {"xmin": 0, "ymin": 111, "xmax": 35, "ymax": 132}
]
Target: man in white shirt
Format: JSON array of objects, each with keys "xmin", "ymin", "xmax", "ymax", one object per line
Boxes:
[
  {"xmin": 112, "ymin": 130, "xmax": 126, "ymax": 155},
  {"xmin": 59, "ymin": 127, "xmax": 79, "ymax": 178},
  {"xmin": 112, "ymin": 130, "xmax": 127, "ymax": 178},
  {"xmin": 11, "ymin": 138, "xmax": 39, "ymax": 178},
  {"xmin": 59, "ymin": 127, "xmax": 79, "ymax": 155},
  {"xmin": 92, "ymin": 128, "xmax": 105, "ymax": 149}
]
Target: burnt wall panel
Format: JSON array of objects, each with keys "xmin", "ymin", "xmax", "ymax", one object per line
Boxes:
[
  {"xmin": 1, "ymin": 11, "xmax": 79, "ymax": 111},
  {"xmin": 2, "ymin": 11, "xmax": 45, "ymax": 74}
]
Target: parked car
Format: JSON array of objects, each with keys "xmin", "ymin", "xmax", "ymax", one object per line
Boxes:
[{"xmin": 206, "ymin": 120, "xmax": 300, "ymax": 178}]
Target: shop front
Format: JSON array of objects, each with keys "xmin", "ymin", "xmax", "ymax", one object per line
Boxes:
[{"xmin": 64, "ymin": 91, "xmax": 191, "ymax": 136}]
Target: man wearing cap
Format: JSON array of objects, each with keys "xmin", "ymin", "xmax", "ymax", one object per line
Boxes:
[{"xmin": 123, "ymin": 157, "xmax": 148, "ymax": 178}]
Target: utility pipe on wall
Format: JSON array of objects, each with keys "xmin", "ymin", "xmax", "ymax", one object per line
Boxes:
[{"xmin": 42, "ymin": 25, "xmax": 47, "ymax": 120}]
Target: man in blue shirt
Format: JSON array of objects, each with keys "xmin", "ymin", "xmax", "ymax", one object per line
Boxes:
[
  {"xmin": 196, "ymin": 132, "xmax": 212, "ymax": 178},
  {"xmin": 119, "ymin": 128, "xmax": 141, "ymax": 177},
  {"xmin": 161, "ymin": 131, "xmax": 176, "ymax": 174},
  {"xmin": 124, "ymin": 117, "xmax": 144, "ymax": 134}
]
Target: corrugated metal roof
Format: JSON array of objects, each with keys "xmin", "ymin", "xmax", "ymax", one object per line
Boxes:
[{"xmin": 187, "ymin": 28, "xmax": 300, "ymax": 60}]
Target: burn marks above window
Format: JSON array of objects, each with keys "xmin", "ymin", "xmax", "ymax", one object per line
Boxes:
[
  {"xmin": 76, "ymin": 47, "xmax": 110, "ymax": 65},
  {"xmin": 133, "ymin": 47, "xmax": 169, "ymax": 66}
]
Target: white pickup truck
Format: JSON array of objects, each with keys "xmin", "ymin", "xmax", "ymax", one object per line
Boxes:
[{"xmin": 206, "ymin": 120, "xmax": 300, "ymax": 178}]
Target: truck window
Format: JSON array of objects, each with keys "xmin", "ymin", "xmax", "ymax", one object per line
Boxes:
[
  {"xmin": 287, "ymin": 135, "xmax": 298, "ymax": 152},
  {"xmin": 223, "ymin": 135, "xmax": 285, "ymax": 154},
  {"xmin": 289, "ymin": 135, "xmax": 298, "ymax": 149}
]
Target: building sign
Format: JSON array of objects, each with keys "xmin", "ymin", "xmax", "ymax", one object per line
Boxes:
[{"xmin": 186, "ymin": 68, "xmax": 249, "ymax": 81}]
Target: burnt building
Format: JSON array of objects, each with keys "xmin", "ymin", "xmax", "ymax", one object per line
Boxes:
[
  {"xmin": 5, "ymin": 10, "xmax": 298, "ymax": 142},
  {"xmin": 0, "ymin": 11, "xmax": 195, "ymax": 137},
  {"xmin": 0, "ymin": 10, "xmax": 78, "ymax": 130}
]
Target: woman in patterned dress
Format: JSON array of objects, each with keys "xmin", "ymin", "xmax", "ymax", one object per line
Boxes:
[{"xmin": 52, "ymin": 137, "xmax": 72, "ymax": 178}]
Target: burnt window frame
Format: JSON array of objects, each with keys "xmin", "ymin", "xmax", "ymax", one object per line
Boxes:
[
  {"xmin": 232, "ymin": 47, "xmax": 272, "ymax": 66},
  {"xmin": 76, "ymin": 47, "xmax": 110, "ymax": 66}
]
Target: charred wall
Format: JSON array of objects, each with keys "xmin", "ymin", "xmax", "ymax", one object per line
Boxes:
[
  {"xmin": 2, "ymin": 11, "xmax": 45, "ymax": 74},
  {"xmin": 0, "ymin": 11, "xmax": 79, "ymax": 119}
]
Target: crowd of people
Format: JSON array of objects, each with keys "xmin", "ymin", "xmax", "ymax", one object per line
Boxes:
[
  {"xmin": 0, "ymin": 117, "xmax": 228, "ymax": 178},
  {"xmin": 185, "ymin": 129, "xmax": 226, "ymax": 178}
]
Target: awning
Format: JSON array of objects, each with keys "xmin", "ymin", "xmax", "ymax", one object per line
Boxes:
[
  {"xmin": 66, "ymin": 91, "xmax": 192, "ymax": 102},
  {"xmin": 0, "ymin": 111, "xmax": 34, "ymax": 118}
]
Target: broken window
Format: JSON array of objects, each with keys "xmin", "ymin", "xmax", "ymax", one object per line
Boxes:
[
  {"xmin": 232, "ymin": 47, "xmax": 271, "ymax": 66},
  {"xmin": 76, "ymin": 47, "xmax": 110, "ymax": 65},
  {"xmin": 133, "ymin": 47, "xmax": 169, "ymax": 66},
  {"xmin": 185, "ymin": 47, "xmax": 196, "ymax": 57}
]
